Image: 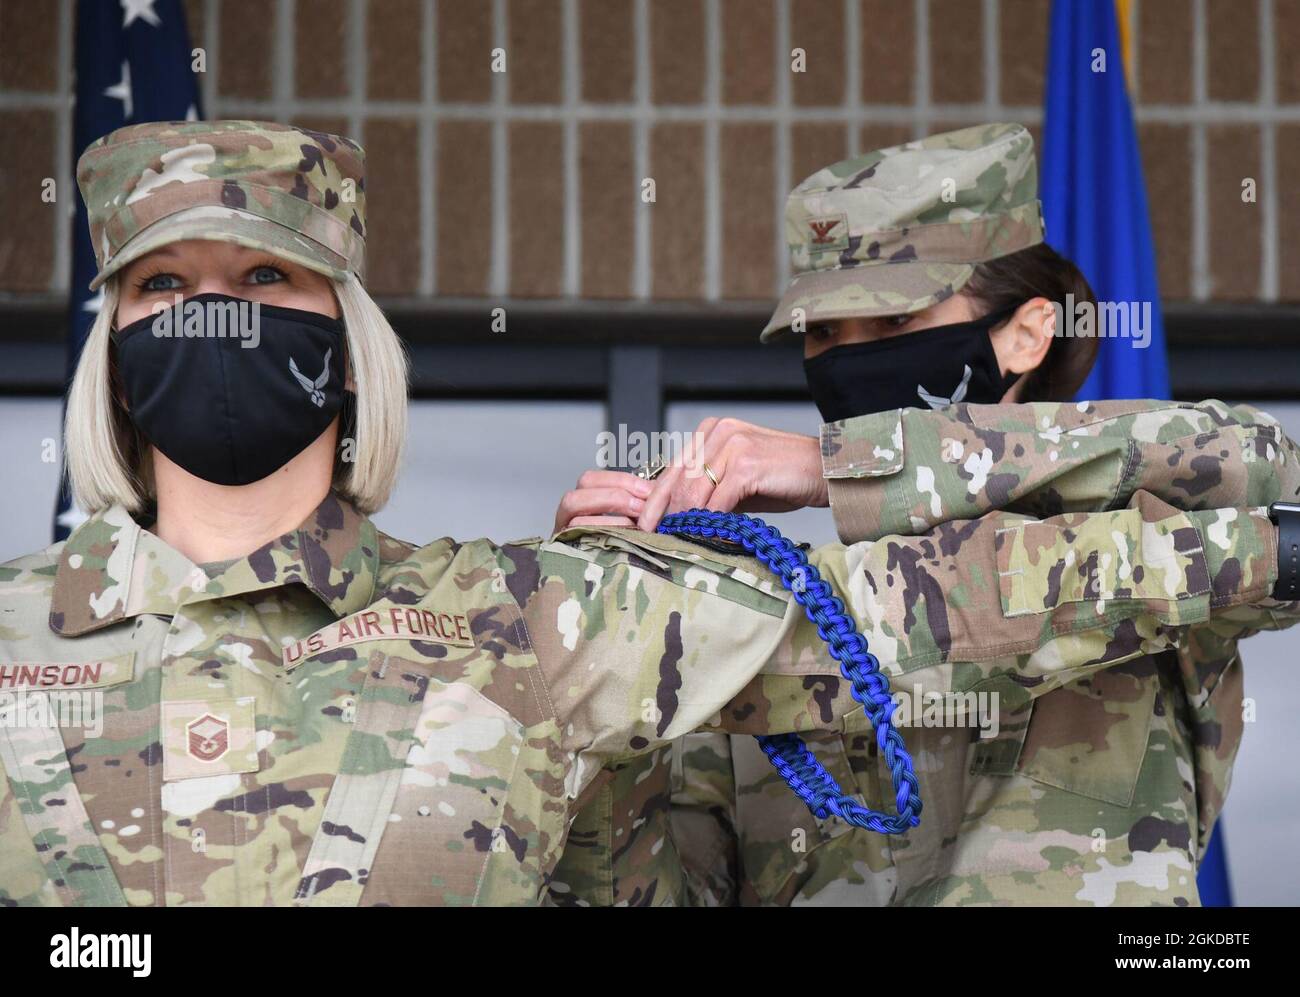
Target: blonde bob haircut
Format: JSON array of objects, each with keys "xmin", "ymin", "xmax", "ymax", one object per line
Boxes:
[{"xmin": 64, "ymin": 271, "xmax": 409, "ymax": 516}]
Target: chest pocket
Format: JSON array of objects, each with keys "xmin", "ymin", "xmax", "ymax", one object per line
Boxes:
[
  {"xmin": 1014, "ymin": 661, "xmax": 1159, "ymax": 806},
  {"xmin": 291, "ymin": 591, "xmax": 555, "ymax": 907},
  {"xmin": 359, "ymin": 665, "xmax": 528, "ymax": 905},
  {"xmin": 0, "ymin": 651, "xmax": 138, "ymax": 907},
  {"xmin": 962, "ymin": 665, "xmax": 1156, "ymax": 809},
  {"xmin": 292, "ymin": 645, "xmax": 440, "ymax": 906},
  {"xmin": 294, "ymin": 644, "xmax": 529, "ymax": 907},
  {"xmin": 732, "ymin": 730, "xmax": 862, "ymax": 905}
]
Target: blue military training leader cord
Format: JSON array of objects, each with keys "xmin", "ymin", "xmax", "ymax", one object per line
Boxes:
[{"xmin": 657, "ymin": 509, "xmax": 922, "ymax": 835}]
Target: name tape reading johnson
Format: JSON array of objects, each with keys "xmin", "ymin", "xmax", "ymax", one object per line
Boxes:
[{"xmin": 0, "ymin": 653, "xmax": 134, "ymax": 691}]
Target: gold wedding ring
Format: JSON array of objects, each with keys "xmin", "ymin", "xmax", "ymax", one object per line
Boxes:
[{"xmin": 703, "ymin": 463, "xmax": 720, "ymax": 486}]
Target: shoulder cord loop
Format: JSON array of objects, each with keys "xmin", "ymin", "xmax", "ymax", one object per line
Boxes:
[{"xmin": 658, "ymin": 509, "xmax": 921, "ymax": 835}]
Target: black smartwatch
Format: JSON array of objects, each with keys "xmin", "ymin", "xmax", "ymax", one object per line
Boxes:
[{"xmin": 1269, "ymin": 502, "xmax": 1300, "ymax": 601}]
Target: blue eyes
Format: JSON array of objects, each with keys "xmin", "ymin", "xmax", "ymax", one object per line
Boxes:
[
  {"xmin": 134, "ymin": 265, "xmax": 286, "ymax": 292},
  {"xmin": 249, "ymin": 266, "xmax": 285, "ymax": 285},
  {"xmin": 140, "ymin": 272, "xmax": 183, "ymax": 292}
]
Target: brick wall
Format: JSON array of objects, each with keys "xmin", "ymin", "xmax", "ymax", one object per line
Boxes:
[{"xmin": 2, "ymin": 0, "xmax": 1298, "ymax": 303}]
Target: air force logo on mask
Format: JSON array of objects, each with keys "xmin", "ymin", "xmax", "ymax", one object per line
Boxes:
[
  {"xmin": 917, "ymin": 364, "xmax": 972, "ymax": 409},
  {"xmin": 290, "ymin": 348, "xmax": 332, "ymax": 406}
]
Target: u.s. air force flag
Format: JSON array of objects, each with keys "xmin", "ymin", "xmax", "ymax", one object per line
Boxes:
[
  {"xmin": 55, "ymin": 0, "xmax": 203, "ymax": 541},
  {"xmin": 1041, "ymin": 0, "xmax": 1171, "ymax": 401}
]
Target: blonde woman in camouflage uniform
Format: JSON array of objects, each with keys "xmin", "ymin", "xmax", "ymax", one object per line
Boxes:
[{"xmin": 553, "ymin": 124, "xmax": 1300, "ymax": 905}]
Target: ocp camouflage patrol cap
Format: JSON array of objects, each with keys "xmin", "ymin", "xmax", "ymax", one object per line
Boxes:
[
  {"xmin": 761, "ymin": 122, "xmax": 1043, "ymax": 342},
  {"xmin": 76, "ymin": 119, "xmax": 367, "ymax": 291}
]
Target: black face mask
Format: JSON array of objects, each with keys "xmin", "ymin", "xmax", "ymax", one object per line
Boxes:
[
  {"xmin": 802, "ymin": 306, "xmax": 1021, "ymax": 423},
  {"xmin": 115, "ymin": 293, "xmax": 348, "ymax": 486}
]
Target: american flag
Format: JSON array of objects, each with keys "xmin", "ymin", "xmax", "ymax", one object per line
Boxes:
[{"xmin": 55, "ymin": 0, "xmax": 203, "ymax": 540}]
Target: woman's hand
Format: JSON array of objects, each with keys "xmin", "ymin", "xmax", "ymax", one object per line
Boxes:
[
  {"xmin": 553, "ymin": 469, "xmax": 655, "ymax": 532},
  {"xmin": 553, "ymin": 419, "xmax": 828, "ymax": 534},
  {"xmin": 635, "ymin": 418, "xmax": 828, "ymax": 531}
]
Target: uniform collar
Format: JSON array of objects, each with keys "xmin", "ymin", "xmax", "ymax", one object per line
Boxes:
[{"xmin": 49, "ymin": 491, "xmax": 380, "ymax": 636}]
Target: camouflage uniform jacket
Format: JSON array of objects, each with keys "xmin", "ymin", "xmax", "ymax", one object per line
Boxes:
[
  {"xmin": 0, "ymin": 477, "xmax": 1285, "ymax": 906},
  {"xmin": 674, "ymin": 398, "xmax": 1300, "ymax": 905}
]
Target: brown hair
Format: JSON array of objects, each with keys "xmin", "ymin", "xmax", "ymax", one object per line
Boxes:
[{"xmin": 962, "ymin": 242, "xmax": 1100, "ymax": 402}]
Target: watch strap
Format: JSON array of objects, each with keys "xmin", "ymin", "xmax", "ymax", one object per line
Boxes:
[{"xmin": 1271, "ymin": 502, "xmax": 1300, "ymax": 601}]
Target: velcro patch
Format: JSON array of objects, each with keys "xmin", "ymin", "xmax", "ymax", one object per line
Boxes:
[
  {"xmin": 0, "ymin": 652, "xmax": 134, "ymax": 691},
  {"xmin": 805, "ymin": 213, "xmax": 849, "ymax": 253},
  {"xmin": 162, "ymin": 697, "xmax": 259, "ymax": 781},
  {"xmin": 282, "ymin": 606, "xmax": 475, "ymax": 670}
]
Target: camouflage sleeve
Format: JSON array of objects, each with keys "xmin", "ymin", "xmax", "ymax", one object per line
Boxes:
[
  {"xmin": 719, "ymin": 491, "xmax": 1295, "ymax": 736},
  {"xmin": 821, "ymin": 398, "xmax": 1300, "ymax": 543},
  {"xmin": 521, "ymin": 492, "xmax": 1293, "ymax": 767}
]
